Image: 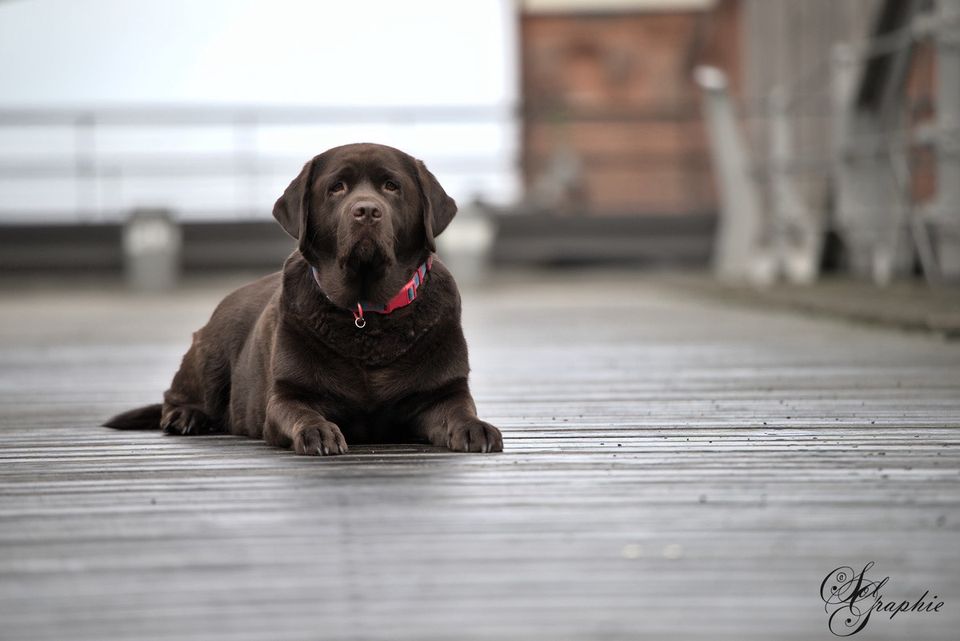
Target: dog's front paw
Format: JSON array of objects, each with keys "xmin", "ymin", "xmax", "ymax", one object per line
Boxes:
[
  {"xmin": 292, "ymin": 420, "xmax": 348, "ymax": 456},
  {"xmin": 447, "ymin": 419, "xmax": 503, "ymax": 453}
]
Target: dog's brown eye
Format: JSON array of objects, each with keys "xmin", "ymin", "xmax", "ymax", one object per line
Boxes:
[
  {"xmin": 330, "ymin": 181, "xmax": 346, "ymax": 194},
  {"xmin": 384, "ymin": 180, "xmax": 399, "ymax": 192}
]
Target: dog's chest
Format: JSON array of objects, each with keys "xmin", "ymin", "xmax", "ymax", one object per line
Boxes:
[
  {"xmin": 352, "ymin": 364, "xmax": 411, "ymax": 406},
  {"xmin": 308, "ymin": 351, "xmax": 409, "ymax": 406}
]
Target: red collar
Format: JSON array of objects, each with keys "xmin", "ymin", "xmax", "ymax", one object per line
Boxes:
[{"xmin": 311, "ymin": 256, "xmax": 434, "ymax": 328}]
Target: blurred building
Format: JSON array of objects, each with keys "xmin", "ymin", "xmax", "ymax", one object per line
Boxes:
[
  {"xmin": 519, "ymin": 0, "xmax": 735, "ymax": 218},
  {"xmin": 492, "ymin": 0, "xmax": 735, "ymax": 266},
  {"xmin": 1, "ymin": 0, "xmax": 956, "ymax": 281}
]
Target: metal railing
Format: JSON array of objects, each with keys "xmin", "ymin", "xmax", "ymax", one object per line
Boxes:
[
  {"xmin": 0, "ymin": 104, "xmax": 519, "ymax": 223},
  {"xmin": 701, "ymin": 0, "xmax": 960, "ymax": 285}
]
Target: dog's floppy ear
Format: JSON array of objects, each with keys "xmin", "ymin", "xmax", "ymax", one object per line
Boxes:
[
  {"xmin": 415, "ymin": 159, "xmax": 457, "ymax": 252},
  {"xmin": 273, "ymin": 156, "xmax": 321, "ymax": 241}
]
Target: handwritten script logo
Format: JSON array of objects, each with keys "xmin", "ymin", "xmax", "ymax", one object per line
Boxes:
[{"xmin": 820, "ymin": 562, "xmax": 944, "ymax": 636}]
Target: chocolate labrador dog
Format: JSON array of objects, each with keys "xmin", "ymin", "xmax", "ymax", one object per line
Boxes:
[{"xmin": 105, "ymin": 143, "xmax": 502, "ymax": 455}]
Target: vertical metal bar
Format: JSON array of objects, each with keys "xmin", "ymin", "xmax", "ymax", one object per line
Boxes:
[
  {"xmin": 830, "ymin": 44, "xmax": 863, "ymax": 274},
  {"xmin": 74, "ymin": 113, "xmax": 98, "ymax": 221},
  {"xmin": 233, "ymin": 111, "xmax": 259, "ymax": 218},
  {"xmin": 768, "ymin": 87, "xmax": 788, "ymax": 279},
  {"xmin": 934, "ymin": 0, "xmax": 960, "ymax": 279},
  {"xmin": 769, "ymin": 87, "xmax": 821, "ymax": 283},
  {"xmin": 886, "ymin": 134, "xmax": 942, "ymax": 286}
]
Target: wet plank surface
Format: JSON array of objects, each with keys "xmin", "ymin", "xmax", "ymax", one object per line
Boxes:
[
  {"xmin": 1, "ymin": 270, "xmax": 959, "ymax": 640},
  {"xmin": 669, "ymin": 273, "xmax": 960, "ymax": 338}
]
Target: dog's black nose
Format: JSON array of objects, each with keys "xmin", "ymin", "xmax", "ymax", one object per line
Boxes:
[{"xmin": 351, "ymin": 201, "xmax": 382, "ymax": 222}]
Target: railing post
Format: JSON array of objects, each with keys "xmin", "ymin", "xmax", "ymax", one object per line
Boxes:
[
  {"xmin": 74, "ymin": 113, "xmax": 98, "ymax": 220},
  {"xmin": 934, "ymin": 0, "xmax": 960, "ymax": 280},
  {"xmin": 123, "ymin": 208, "xmax": 181, "ymax": 291},
  {"xmin": 831, "ymin": 45, "xmax": 904, "ymax": 285},
  {"xmin": 768, "ymin": 87, "xmax": 820, "ymax": 284},
  {"xmin": 695, "ymin": 66, "xmax": 768, "ymax": 283}
]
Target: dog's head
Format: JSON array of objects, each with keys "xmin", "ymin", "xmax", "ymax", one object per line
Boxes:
[{"xmin": 273, "ymin": 143, "xmax": 456, "ymax": 306}]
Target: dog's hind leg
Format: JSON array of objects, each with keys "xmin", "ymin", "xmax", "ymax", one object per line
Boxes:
[
  {"xmin": 161, "ymin": 332, "xmax": 230, "ymax": 435},
  {"xmin": 160, "ymin": 404, "xmax": 215, "ymax": 435}
]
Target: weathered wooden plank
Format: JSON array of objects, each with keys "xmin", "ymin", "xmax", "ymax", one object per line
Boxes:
[{"xmin": 0, "ymin": 271, "xmax": 958, "ymax": 641}]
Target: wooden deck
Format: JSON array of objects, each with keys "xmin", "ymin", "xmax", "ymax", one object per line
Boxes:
[{"xmin": 1, "ymin": 270, "xmax": 959, "ymax": 640}]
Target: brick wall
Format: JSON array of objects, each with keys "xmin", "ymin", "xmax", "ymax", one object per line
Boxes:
[{"xmin": 520, "ymin": 5, "xmax": 739, "ymax": 216}]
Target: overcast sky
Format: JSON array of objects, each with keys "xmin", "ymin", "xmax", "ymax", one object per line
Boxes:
[
  {"xmin": 0, "ymin": 0, "xmax": 517, "ymax": 105},
  {"xmin": 0, "ymin": 0, "xmax": 520, "ymax": 220}
]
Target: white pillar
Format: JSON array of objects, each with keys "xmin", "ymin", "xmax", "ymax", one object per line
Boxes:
[{"xmin": 695, "ymin": 66, "xmax": 770, "ymax": 284}]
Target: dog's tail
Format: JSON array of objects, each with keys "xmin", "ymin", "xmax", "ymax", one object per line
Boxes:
[{"xmin": 103, "ymin": 404, "xmax": 162, "ymax": 430}]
